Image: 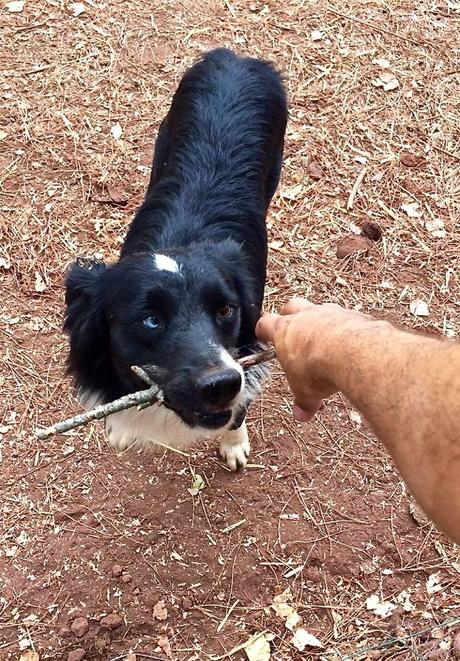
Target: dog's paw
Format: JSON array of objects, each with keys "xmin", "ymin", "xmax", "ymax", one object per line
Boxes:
[
  {"xmin": 219, "ymin": 424, "xmax": 250, "ymax": 471},
  {"xmin": 106, "ymin": 420, "xmax": 135, "ymax": 451}
]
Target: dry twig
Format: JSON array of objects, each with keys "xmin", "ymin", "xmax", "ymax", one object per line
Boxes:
[{"xmin": 36, "ymin": 349, "xmax": 276, "ymax": 440}]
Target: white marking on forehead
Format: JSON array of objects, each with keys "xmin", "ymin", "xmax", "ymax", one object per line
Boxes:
[{"xmin": 153, "ymin": 253, "xmax": 180, "ymax": 273}]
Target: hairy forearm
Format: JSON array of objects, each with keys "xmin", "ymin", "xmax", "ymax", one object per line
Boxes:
[{"xmin": 331, "ymin": 323, "xmax": 460, "ymax": 542}]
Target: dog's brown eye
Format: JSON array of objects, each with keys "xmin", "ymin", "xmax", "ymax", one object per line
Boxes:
[{"xmin": 216, "ymin": 304, "xmax": 233, "ymax": 320}]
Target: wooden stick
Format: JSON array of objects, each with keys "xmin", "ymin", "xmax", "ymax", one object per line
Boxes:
[
  {"xmin": 35, "ymin": 350, "xmax": 277, "ymax": 440},
  {"xmin": 238, "ymin": 347, "xmax": 276, "ymax": 368}
]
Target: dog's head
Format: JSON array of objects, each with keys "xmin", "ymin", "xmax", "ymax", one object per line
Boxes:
[{"xmin": 64, "ymin": 240, "xmax": 259, "ymax": 429}]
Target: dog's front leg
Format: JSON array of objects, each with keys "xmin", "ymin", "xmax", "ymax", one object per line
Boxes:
[{"xmin": 219, "ymin": 421, "xmax": 250, "ymax": 471}]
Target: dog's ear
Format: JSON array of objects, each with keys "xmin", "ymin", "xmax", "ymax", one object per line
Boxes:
[
  {"xmin": 65, "ymin": 258, "xmax": 107, "ymax": 307},
  {"xmin": 64, "ymin": 259, "xmax": 113, "ymax": 395}
]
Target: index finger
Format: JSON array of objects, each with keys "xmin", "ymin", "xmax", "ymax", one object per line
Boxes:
[{"xmin": 280, "ymin": 298, "xmax": 314, "ymax": 316}]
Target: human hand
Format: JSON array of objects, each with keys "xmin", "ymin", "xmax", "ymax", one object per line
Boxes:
[{"xmin": 256, "ymin": 299, "xmax": 374, "ymax": 421}]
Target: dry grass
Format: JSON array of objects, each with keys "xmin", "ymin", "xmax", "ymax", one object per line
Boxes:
[{"xmin": 1, "ymin": 0, "xmax": 460, "ymax": 659}]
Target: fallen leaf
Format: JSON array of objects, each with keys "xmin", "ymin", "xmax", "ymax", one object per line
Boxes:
[
  {"xmin": 111, "ymin": 122, "xmax": 123, "ymax": 140},
  {"xmin": 285, "ymin": 609, "xmax": 301, "ymax": 631},
  {"xmin": 349, "ymin": 410, "xmax": 362, "ymax": 426},
  {"xmin": 379, "ymin": 71, "xmax": 397, "ymax": 84},
  {"xmin": 397, "ymin": 590, "xmax": 416, "ymax": 613},
  {"xmin": 0, "ymin": 130, "xmax": 8, "ymax": 141},
  {"xmin": 425, "ymin": 219, "xmax": 446, "ymax": 238},
  {"xmin": 311, "ymin": 29, "xmax": 324, "ymax": 41},
  {"xmin": 69, "ymin": 2, "xmax": 85, "ymax": 16},
  {"xmin": 401, "ymin": 152, "xmax": 426, "ymax": 168},
  {"xmin": 92, "ymin": 184, "xmax": 131, "ymax": 206},
  {"xmin": 187, "ymin": 472, "xmax": 206, "ymax": 496},
  {"xmin": 372, "ymin": 58, "xmax": 391, "ymax": 68},
  {"xmin": 280, "ymin": 183, "xmax": 303, "ymax": 200},
  {"xmin": 0, "ymin": 257, "xmax": 11, "ymax": 269},
  {"xmin": 401, "ymin": 202, "xmax": 422, "ymax": 218},
  {"xmin": 7, "ymin": 0, "xmax": 25, "ymax": 12},
  {"xmin": 244, "ymin": 632, "xmax": 273, "ymax": 661},
  {"xmin": 125, "ymin": 654, "xmax": 136, "ymax": 661},
  {"xmin": 383, "ymin": 78, "xmax": 399, "ymax": 91},
  {"xmin": 372, "ymin": 72, "xmax": 400, "ymax": 91},
  {"xmin": 268, "ymin": 240, "xmax": 284, "ymax": 250},
  {"xmin": 291, "ymin": 628, "xmax": 322, "ymax": 651},
  {"xmin": 336, "ymin": 235, "xmax": 372, "ymax": 259},
  {"xmin": 34, "ymin": 272, "xmax": 46, "ymax": 293},
  {"xmin": 426, "ymin": 572, "xmax": 442, "ymax": 594},
  {"xmin": 410, "ymin": 299, "xmax": 429, "ymax": 317},
  {"xmin": 19, "ymin": 652, "xmax": 39, "ymax": 661},
  {"xmin": 360, "ymin": 559, "xmax": 378, "ymax": 575},
  {"xmin": 157, "ymin": 635, "xmax": 172, "ymax": 658},
  {"xmin": 306, "ymin": 161, "xmax": 323, "ymax": 180},
  {"xmin": 153, "ymin": 599, "xmax": 168, "ymax": 621},
  {"xmin": 366, "ymin": 594, "xmax": 397, "ymax": 617}
]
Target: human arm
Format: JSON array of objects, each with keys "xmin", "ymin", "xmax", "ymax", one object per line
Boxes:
[{"xmin": 256, "ymin": 299, "xmax": 460, "ymax": 543}]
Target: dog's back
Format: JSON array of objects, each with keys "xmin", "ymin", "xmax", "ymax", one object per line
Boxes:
[{"xmin": 121, "ymin": 48, "xmax": 287, "ymax": 305}]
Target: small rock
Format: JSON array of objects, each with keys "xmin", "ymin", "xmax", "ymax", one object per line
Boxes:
[
  {"xmin": 100, "ymin": 613, "xmax": 123, "ymax": 630},
  {"xmin": 336, "ymin": 235, "xmax": 372, "ymax": 259},
  {"xmin": 71, "ymin": 617, "xmax": 89, "ymax": 638},
  {"xmin": 400, "ymin": 152, "xmax": 426, "ymax": 168},
  {"xmin": 306, "ymin": 160, "xmax": 323, "ymax": 180},
  {"xmin": 59, "ymin": 626, "xmax": 71, "ymax": 638},
  {"xmin": 111, "ymin": 564, "xmax": 123, "ymax": 577},
  {"xmin": 361, "ymin": 221, "xmax": 383, "ymax": 242},
  {"xmin": 67, "ymin": 650, "xmax": 86, "ymax": 661},
  {"xmin": 121, "ymin": 572, "xmax": 132, "ymax": 584}
]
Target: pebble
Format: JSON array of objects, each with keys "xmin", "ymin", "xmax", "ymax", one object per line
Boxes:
[
  {"xmin": 336, "ymin": 235, "xmax": 372, "ymax": 259},
  {"xmin": 361, "ymin": 221, "xmax": 383, "ymax": 242},
  {"xmin": 67, "ymin": 649, "xmax": 86, "ymax": 661},
  {"xmin": 306, "ymin": 160, "xmax": 323, "ymax": 180},
  {"xmin": 70, "ymin": 617, "xmax": 89, "ymax": 638},
  {"xmin": 100, "ymin": 613, "xmax": 123, "ymax": 630},
  {"xmin": 111, "ymin": 564, "xmax": 123, "ymax": 577},
  {"xmin": 121, "ymin": 572, "xmax": 132, "ymax": 584}
]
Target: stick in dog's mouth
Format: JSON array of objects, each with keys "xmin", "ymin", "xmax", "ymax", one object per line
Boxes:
[{"xmin": 35, "ymin": 348, "xmax": 277, "ymax": 441}]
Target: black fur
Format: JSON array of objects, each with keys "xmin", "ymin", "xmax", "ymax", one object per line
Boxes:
[{"xmin": 64, "ymin": 48, "xmax": 287, "ymax": 433}]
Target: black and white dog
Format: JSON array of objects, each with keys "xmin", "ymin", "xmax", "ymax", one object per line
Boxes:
[{"xmin": 64, "ymin": 49, "xmax": 287, "ymax": 470}]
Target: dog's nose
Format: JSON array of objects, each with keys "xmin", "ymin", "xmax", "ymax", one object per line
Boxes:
[{"xmin": 197, "ymin": 368, "xmax": 242, "ymax": 407}]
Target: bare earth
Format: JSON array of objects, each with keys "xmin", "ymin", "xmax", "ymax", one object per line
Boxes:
[{"xmin": 1, "ymin": 1, "xmax": 459, "ymax": 659}]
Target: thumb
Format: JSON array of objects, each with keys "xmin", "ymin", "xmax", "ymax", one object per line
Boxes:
[{"xmin": 293, "ymin": 400, "xmax": 321, "ymax": 422}]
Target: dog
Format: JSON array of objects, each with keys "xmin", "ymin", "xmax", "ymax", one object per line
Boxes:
[{"xmin": 64, "ymin": 48, "xmax": 287, "ymax": 470}]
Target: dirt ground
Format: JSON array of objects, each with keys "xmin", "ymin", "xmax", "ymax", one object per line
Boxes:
[{"xmin": 1, "ymin": 1, "xmax": 460, "ymax": 659}]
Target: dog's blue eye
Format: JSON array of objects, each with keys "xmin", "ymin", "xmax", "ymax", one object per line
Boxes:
[{"xmin": 143, "ymin": 315, "xmax": 161, "ymax": 329}]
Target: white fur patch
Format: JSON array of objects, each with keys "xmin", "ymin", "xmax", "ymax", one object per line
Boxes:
[
  {"xmin": 105, "ymin": 403, "xmax": 226, "ymax": 452},
  {"xmin": 219, "ymin": 348, "xmax": 245, "ymax": 406},
  {"xmin": 153, "ymin": 253, "xmax": 180, "ymax": 273},
  {"xmin": 79, "ymin": 388, "xmax": 104, "ymax": 411}
]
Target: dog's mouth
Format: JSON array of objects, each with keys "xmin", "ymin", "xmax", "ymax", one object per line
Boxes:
[{"xmin": 163, "ymin": 398, "xmax": 232, "ymax": 429}]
